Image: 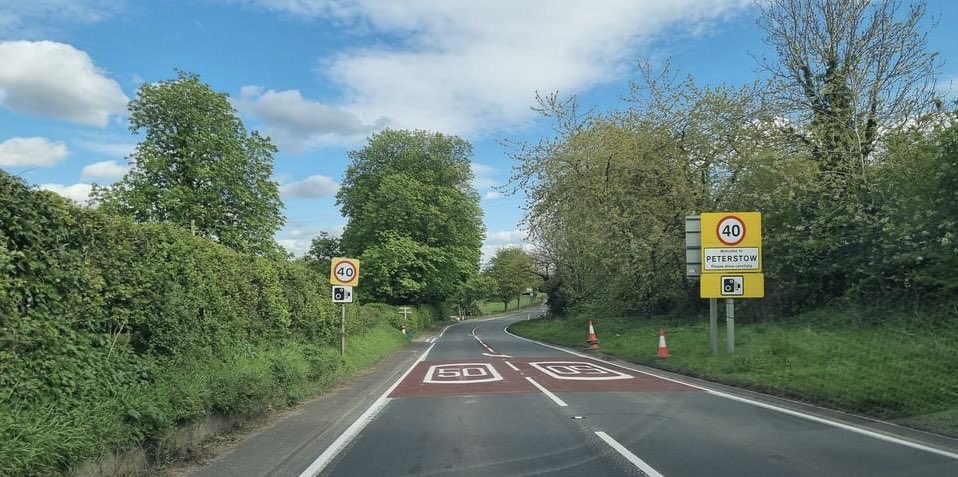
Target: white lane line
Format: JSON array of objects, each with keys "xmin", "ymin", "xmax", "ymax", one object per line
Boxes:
[
  {"xmin": 482, "ymin": 352, "xmax": 513, "ymax": 358},
  {"xmin": 298, "ymin": 335, "xmax": 443, "ymax": 476},
  {"xmin": 595, "ymin": 431, "xmax": 665, "ymax": 477},
  {"xmin": 471, "ymin": 326, "xmax": 479, "ymax": 336},
  {"xmin": 504, "ymin": 360, "xmax": 521, "ymax": 372},
  {"xmin": 525, "ymin": 377, "xmax": 567, "ymax": 407},
  {"xmin": 503, "ymin": 326, "xmax": 958, "ymax": 461}
]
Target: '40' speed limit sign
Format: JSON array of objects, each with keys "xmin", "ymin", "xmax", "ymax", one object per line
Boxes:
[{"xmin": 330, "ymin": 257, "xmax": 360, "ymax": 286}]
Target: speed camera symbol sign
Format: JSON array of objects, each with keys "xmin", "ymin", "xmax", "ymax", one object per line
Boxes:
[{"xmin": 716, "ymin": 216, "xmax": 746, "ymax": 246}]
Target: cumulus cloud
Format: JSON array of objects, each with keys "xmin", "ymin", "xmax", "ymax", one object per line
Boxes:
[
  {"xmin": 236, "ymin": 85, "xmax": 385, "ymax": 151},
  {"xmin": 482, "ymin": 229, "xmax": 531, "ymax": 262},
  {"xmin": 0, "ymin": 136, "xmax": 67, "ymax": 167},
  {"xmin": 0, "ymin": 41, "xmax": 128, "ymax": 126},
  {"xmin": 39, "ymin": 183, "xmax": 93, "ymax": 204},
  {"xmin": 483, "ymin": 190, "xmax": 501, "ymax": 201},
  {"xmin": 239, "ymin": 0, "xmax": 749, "ymax": 136},
  {"xmin": 280, "ymin": 174, "xmax": 341, "ymax": 198},
  {"xmin": 81, "ymin": 160, "xmax": 128, "ymax": 180},
  {"xmin": 277, "ymin": 223, "xmax": 345, "ymax": 256},
  {"xmin": 470, "ymin": 162, "xmax": 499, "ymax": 189},
  {"xmin": 0, "ymin": 0, "xmax": 123, "ymax": 39}
]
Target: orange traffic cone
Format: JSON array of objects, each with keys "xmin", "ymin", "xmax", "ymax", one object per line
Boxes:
[
  {"xmin": 587, "ymin": 320, "xmax": 600, "ymax": 350},
  {"xmin": 656, "ymin": 327, "xmax": 669, "ymax": 358}
]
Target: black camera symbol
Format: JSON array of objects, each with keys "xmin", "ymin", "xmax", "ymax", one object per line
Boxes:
[
  {"xmin": 334, "ymin": 288, "xmax": 346, "ymax": 300},
  {"xmin": 723, "ymin": 279, "xmax": 735, "ymax": 293}
]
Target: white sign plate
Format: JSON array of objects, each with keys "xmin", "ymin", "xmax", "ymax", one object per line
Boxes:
[
  {"xmin": 720, "ymin": 276, "xmax": 744, "ymax": 296},
  {"xmin": 703, "ymin": 247, "xmax": 760, "ymax": 271},
  {"xmin": 332, "ymin": 285, "xmax": 353, "ymax": 303}
]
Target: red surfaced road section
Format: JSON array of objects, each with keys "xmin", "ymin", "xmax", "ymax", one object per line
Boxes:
[{"xmin": 389, "ymin": 357, "xmax": 698, "ymax": 399}]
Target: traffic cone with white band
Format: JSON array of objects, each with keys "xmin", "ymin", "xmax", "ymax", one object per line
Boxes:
[
  {"xmin": 656, "ymin": 327, "xmax": 670, "ymax": 358},
  {"xmin": 587, "ymin": 320, "xmax": 600, "ymax": 350}
]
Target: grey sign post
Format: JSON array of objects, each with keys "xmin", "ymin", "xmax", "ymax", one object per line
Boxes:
[{"xmin": 686, "ymin": 215, "xmax": 718, "ymax": 354}]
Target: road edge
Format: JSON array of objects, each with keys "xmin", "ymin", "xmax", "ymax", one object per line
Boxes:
[{"xmin": 503, "ymin": 320, "xmax": 958, "ymax": 460}]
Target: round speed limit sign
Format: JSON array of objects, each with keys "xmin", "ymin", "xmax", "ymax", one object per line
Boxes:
[
  {"xmin": 716, "ymin": 216, "xmax": 746, "ymax": 246},
  {"xmin": 330, "ymin": 258, "xmax": 360, "ymax": 286}
]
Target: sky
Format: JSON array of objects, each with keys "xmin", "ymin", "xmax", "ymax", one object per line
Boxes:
[{"xmin": 2, "ymin": 0, "xmax": 957, "ymax": 260}]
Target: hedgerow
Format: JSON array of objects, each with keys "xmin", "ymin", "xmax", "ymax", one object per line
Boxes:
[{"xmin": 0, "ymin": 171, "xmax": 438, "ymax": 476}]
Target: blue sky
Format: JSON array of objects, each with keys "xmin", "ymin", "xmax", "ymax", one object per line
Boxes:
[{"xmin": 2, "ymin": 0, "xmax": 956, "ymax": 259}]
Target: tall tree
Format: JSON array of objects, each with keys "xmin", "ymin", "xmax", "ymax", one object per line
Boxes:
[
  {"xmin": 93, "ymin": 71, "xmax": 284, "ymax": 255},
  {"xmin": 756, "ymin": 0, "xmax": 940, "ymax": 172},
  {"xmin": 337, "ymin": 129, "xmax": 484, "ymax": 303},
  {"xmin": 485, "ymin": 247, "xmax": 540, "ymax": 311},
  {"xmin": 304, "ymin": 232, "xmax": 343, "ymax": 271}
]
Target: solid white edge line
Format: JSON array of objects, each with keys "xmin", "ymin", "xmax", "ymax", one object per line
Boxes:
[
  {"xmin": 503, "ymin": 325, "xmax": 958, "ymax": 461},
  {"xmin": 525, "ymin": 377, "xmax": 568, "ymax": 407},
  {"xmin": 298, "ymin": 326, "xmax": 450, "ymax": 477},
  {"xmin": 595, "ymin": 431, "xmax": 665, "ymax": 477}
]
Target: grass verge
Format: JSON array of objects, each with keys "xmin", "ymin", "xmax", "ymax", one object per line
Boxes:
[
  {"xmin": 509, "ymin": 304, "xmax": 958, "ymax": 438},
  {"xmin": 478, "ymin": 295, "xmax": 544, "ymax": 315},
  {"xmin": 0, "ymin": 322, "xmax": 409, "ymax": 477}
]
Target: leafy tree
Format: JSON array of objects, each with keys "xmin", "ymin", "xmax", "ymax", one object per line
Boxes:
[
  {"xmin": 305, "ymin": 232, "xmax": 343, "ymax": 271},
  {"xmin": 92, "ymin": 71, "xmax": 284, "ymax": 255},
  {"xmin": 337, "ymin": 129, "xmax": 484, "ymax": 303},
  {"xmin": 485, "ymin": 247, "xmax": 540, "ymax": 311},
  {"xmin": 757, "ymin": 0, "xmax": 940, "ymax": 172}
]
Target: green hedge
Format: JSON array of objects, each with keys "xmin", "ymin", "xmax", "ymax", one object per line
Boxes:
[{"xmin": 0, "ymin": 171, "xmax": 441, "ymax": 476}]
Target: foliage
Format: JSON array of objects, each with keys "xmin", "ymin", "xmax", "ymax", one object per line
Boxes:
[
  {"xmin": 0, "ymin": 172, "xmax": 440, "ymax": 476},
  {"xmin": 304, "ymin": 231, "xmax": 344, "ymax": 272},
  {"xmin": 337, "ymin": 129, "xmax": 484, "ymax": 304},
  {"xmin": 92, "ymin": 71, "xmax": 284, "ymax": 256},
  {"xmin": 510, "ymin": 301, "xmax": 958, "ymax": 437},
  {"xmin": 484, "ymin": 247, "xmax": 541, "ymax": 311},
  {"xmin": 757, "ymin": 0, "xmax": 940, "ymax": 168}
]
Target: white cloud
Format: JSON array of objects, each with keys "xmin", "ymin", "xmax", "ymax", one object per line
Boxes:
[
  {"xmin": 39, "ymin": 182, "xmax": 93, "ymax": 204},
  {"xmin": 470, "ymin": 162, "xmax": 499, "ymax": 189},
  {"xmin": 277, "ymin": 223, "xmax": 345, "ymax": 256},
  {"xmin": 0, "ymin": 136, "xmax": 67, "ymax": 167},
  {"xmin": 81, "ymin": 160, "xmax": 128, "ymax": 180},
  {"xmin": 0, "ymin": 0, "xmax": 123, "ymax": 39},
  {"xmin": 0, "ymin": 41, "xmax": 128, "ymax": 127},
  {"xmin": 482, "ymin": 228, "xmax": 530, "ymax": 262},
  {"xmin": 236, "ymin": 85, "xmax": 385, "ymax": 151},
  {"xmin": 280, "ymin": 174, "xmax": 341, "ymax": 198},
  {"xmin": 240, "ymin": 0, "xmax": 749, "ymax": 136},
  {"xmin": 483, "ymin": 190, "xmax": 501, "ymax": 201}
]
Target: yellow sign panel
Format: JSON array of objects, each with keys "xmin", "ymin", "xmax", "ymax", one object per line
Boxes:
[
  {"xmin": 701, "ymin": 273, "xmax": 765, "ymax": 298},
  {"xmin": 330, "ymin": 257, "xmax": 360, "ymax": 286},
  {"xmin": 701, "ymin": 212, "xmax": 763, "ymax": 273}
]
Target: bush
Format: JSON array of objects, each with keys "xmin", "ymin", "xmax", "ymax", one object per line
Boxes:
[{"xmin": 0, "ymin": 171, "xmax": 444, "ymax": 476}]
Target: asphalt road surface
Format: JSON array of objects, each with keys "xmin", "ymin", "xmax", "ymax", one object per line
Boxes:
[{"xmin": 196, "ymin": 308, "xmax": 958, "ymax": 477}]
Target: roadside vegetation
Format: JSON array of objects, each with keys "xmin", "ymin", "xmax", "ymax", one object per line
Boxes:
[
  {"xmin": 478, "ymin": 294, "xmax": 544, "ymax": 316},
  {"xmin": 511, "ymin": 303, "xmax": 958, "ymax": 436},
  {"xmin": 507, "ymin": 0, "xmax": 958, "ymax": 437},
  {"xmin": 0, "ymin": 74, "xmax": 475, "ymax": 475}
]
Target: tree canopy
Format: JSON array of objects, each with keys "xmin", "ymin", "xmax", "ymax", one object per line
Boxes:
[
  {"xmin": 337, "ymin": 129, "xmax": 485, "ymax": 304},
  {"xmin": 92, "ymin": 71, "xmax": 284, "ymax": 256}
]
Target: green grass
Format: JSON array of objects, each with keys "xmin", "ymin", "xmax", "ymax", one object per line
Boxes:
[
  {"xmin": 0, "ymin": 323, "xmax": 409, "ymax": 477},
  {"xmin": 509, "ymin": 305, "xmax": 958, "ymax": 437},
  {"xmin": 478, "ymin": 295, "xmax": 543, "ymax": 315}
]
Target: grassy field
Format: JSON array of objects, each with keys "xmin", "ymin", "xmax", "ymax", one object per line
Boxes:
[
  {"xmin": 509, "ymin": 305, "xmax": 958, "ymax": 437},
  {"xmin": 478, "ymin": 295, "xmax": 543, "ymax": 315}
]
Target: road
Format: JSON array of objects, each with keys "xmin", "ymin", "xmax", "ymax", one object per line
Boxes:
[{"xmin": 194, "ymin": 309, "xmax": 958, "ymax": 477}]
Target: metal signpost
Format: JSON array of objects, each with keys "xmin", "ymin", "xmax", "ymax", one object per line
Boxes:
[
  {"xmin": 330, "ymin": 257, "xmax": 360, "ymax": 356},
  {"xmin": 685, "ymin": 216, "xmax": 719, "ymax": 354},
  {"xmin": 693, "ymin": 212, "xmax": 764, "ymax": 354}
]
